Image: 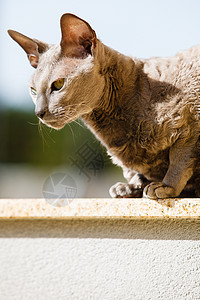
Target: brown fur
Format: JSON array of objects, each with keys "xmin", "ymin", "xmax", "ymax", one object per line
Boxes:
[{"xmin": 8, "ymin": 14, "xmax": 200, "ymax": 199}]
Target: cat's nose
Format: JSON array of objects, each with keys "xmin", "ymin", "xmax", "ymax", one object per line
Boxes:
[{"xmin": 35, "ymin": 109, "xmax": 46, "ymax": 119}]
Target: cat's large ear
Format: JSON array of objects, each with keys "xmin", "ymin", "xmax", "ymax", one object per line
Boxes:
[
  {"xmin": 8, "ymin": 30, "xmax": 48, "ymax": 68},
  {"xmin": 60, "ymin": 13, "xmax": 96, "ymax": 58}
]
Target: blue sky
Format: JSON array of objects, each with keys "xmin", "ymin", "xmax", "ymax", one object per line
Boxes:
[{"xmin": 1, "ymin": 0, "xmax": 200, "ymax": 109}]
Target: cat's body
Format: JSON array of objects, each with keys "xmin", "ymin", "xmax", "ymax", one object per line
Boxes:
[{"xmin": 8, "ymin": 13, "xmax": 200, "ymax": 198}]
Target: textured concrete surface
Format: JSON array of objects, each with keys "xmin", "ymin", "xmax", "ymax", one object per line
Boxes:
[
  {"xmin": 0, "ymin": 198, "xmax": 200, "ymax": 219},
  {"xmin": 0, "ymin": 218, "xmax": 199, "ymax": 300},
  {"xmin": 0, "ymin": 199, "xmax": 199, "ymax": 299}
]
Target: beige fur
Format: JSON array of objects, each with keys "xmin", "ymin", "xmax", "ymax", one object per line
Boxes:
[{"xmin": 8, "ymin": 13, "xmax": 200, "ymax": 199}]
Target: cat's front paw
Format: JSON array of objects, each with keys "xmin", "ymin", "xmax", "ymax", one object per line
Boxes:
[
  {"xmin": 143, "ymin": 182, "xmax": 177, "ymax": 199},
  {"xmin": 109, "ymin": 182, "xmax": 143, "ymax": 198}
]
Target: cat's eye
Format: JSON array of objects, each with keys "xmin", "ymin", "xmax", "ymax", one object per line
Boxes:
[
  {"xmin": 51, "ymin": 78, "xmax": 65, "ymax": 92},
  {"xmin": 30, "ymin": 87, "xmax": 37, "ymax": 96}
]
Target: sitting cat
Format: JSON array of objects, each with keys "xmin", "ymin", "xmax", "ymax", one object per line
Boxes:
[{"xmin": 8, "ymin": 13, "xmax": 200, "ymax": 199}]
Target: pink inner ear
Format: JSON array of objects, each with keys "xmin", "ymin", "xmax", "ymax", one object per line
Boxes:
[
  {"xmin": 60, "ymin": 13, "xmax": 96, "ymax": 58},
  {"xmin": 28, "ymin": 54, "xmax": 39, "ymax": 68}
]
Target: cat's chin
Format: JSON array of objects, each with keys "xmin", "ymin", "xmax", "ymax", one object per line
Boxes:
[
  {"xmin": 43, "ymin": 120, "xmax": 66, "ymax": 130},
  {"xmin": 48, "ymin": 124, "xmax": 65, "ymax": 130},
  {"xmin": 39, "ymin": 114, "xmax": 79, "ymax": 129}
]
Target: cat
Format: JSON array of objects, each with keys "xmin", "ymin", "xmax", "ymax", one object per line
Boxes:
[{"xmin": 8, "ymin": 13, "xmax": 200, "ymax": 199}]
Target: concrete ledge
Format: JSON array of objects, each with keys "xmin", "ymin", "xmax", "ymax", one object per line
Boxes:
[
  {"xmin": 0, "ymin": 199, "xmax": 199, "ymax": 299},
  {"xmin": 0, "ymin": 198, "xmax": 199, "ymax": 219}
]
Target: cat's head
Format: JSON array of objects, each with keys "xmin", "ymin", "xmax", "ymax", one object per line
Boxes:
[{"xmin": 8, "ymin": 14, "xmax": 101, "ymax": 129}]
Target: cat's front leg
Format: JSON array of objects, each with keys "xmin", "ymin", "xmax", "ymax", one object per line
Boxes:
[
  {"xmin": 109, "ymin": 169, "xmax": 149, "ymax": 198},
  {"xmin": 143, "ymin": 139, "xmax": 196, "ymax": 199},
  {"xmin": 143, "ymin": 182, "xmax": 177, "ymax": 199}
]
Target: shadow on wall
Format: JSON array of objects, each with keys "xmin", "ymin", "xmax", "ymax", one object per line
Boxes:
[{"xmin": 0, "ymin": 219, "xmax": 199, "ymax": 240}]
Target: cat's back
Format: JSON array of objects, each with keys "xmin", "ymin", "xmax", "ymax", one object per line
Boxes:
[
  {"xmin": 143, "ymin": 45, "xmax": 200, "ymax": 91},
  {"xmin": 176, "ymin": 44, "xmax": 200, "ymax": 61}
]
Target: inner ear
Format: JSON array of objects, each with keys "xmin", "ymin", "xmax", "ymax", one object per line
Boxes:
[
  {"xmin": 8, "ymin": 30, "xmax": 48, "ymax": 68},
  {"xmin": 60, "ymin": 13, "xmax": 96, "ymax": 58}
]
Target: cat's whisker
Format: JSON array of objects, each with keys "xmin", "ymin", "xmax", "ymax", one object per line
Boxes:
[
  {"xmin": 38, "ymin": 120, "xmax": 57, "ymax": 147},
  {"xmin": 67, "ymin": 122, "xmax": 76, "ymax": 146},
  {"xmin": 28, "ymin": 119, "xmax": 48, "ymax": 150},
  {"xmin": 73, "ymin": 119, "xmax": 85, "ymax": 129},
  {"xmin": 51, "ymin": 102, "xmax": 94, "ymax": 124},
  {"xmin": 38, "ymin": 120, "xmax": 48, "ymax": 150},
  {"xmin": 28, "ymin": 121, "xmax": 40, "ymax": 126},
  {"xmin": 42, "ymin": 124, "xmax": 56, "ymax": 144}
]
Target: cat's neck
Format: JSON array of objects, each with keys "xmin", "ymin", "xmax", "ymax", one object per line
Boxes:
[{"xmin": 82, "ymin": 41, "xmax": 151, "ymax": 148}]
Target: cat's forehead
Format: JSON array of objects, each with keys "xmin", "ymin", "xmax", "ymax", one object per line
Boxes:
[
  {"xmin": 30, "ymin": 44, "xmax": 60, "ymax": 84},
  {"xmin": 30, "ymin": 43, "xmax": 94, "ymax": 87}
]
